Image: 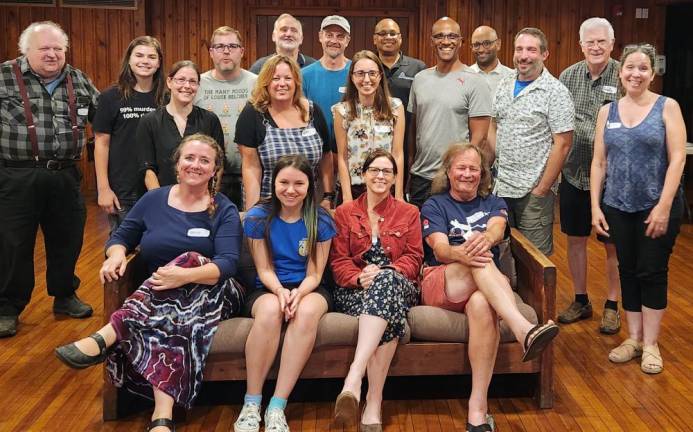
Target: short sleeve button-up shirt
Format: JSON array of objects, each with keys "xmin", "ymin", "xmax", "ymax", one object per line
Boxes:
[
  {"xmin": 492, "ymin": 68, "xmax": 575, "ymax": 198},
  {"xmin": 559, "ymin": 58, "xmax": 619, "ymax": 190},
  {"xmin": 0, "ymin": 56, "xmax": 99, "ymax": 160}
]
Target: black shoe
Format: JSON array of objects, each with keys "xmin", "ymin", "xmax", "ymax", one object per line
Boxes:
[
  {"xmin": 0, "ymin": 315, "xmax": 18, "ymax": 338},
  {"xmin": 53, "ymin": 294, "xmax": 93, "ymax": 318},
  {"xmin": 55, "ymin": 333, "xmax": 108, "ymax": 369}
]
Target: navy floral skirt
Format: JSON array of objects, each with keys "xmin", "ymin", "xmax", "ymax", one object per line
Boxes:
[
  {"xmin": 106, "ymin": 251, "xmax": 244, "ymax": 408},
  {"xmin": 333, "ymin": 240, "xmax": 419, "ymax": 344}
]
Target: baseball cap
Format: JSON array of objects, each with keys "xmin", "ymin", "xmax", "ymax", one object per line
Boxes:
[{"xmin": 321, "ymin": 15, "xmax": 350, "ymax": 33}]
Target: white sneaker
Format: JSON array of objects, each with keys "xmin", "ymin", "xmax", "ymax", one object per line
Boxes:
[
  {"xmin": 234, "ymin": 402, "xmax": 261, "ymax": 432},
  {"xmin": 264, "ymin": 407, "xmax": 290, "ymax": 432}
]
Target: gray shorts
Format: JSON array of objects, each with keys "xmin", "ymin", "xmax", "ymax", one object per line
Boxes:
[{"xmin": 503, "ymin": 192, "xmax": 555, "ymax": 256}]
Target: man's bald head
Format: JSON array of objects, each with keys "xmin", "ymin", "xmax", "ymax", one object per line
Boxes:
[
  {"xmin": 432, "ymin": 17, "xmax": 461, "ymax": 35},
  {"xmin": 470, "ymin": 25, "xmax": 502, "ymax": 68},
  {"xmin": 374, "ymin": 18, "xmax": 402, "ymax": 56}
]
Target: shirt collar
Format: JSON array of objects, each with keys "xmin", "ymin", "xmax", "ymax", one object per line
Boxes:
[
  {"xmin": 352, "ymin": 192, "xmax": 395, "ymax": 216},
  {"xmin": 471, "ymin": 60, "xmax": 506, "ymax": 74},
  {"xmin": 19, "ymin": 55, "xmax": 69, "ymax": 82},
  {"xmin": 579, "ymin": 57, "xmax": 617, "ymax": 80}
]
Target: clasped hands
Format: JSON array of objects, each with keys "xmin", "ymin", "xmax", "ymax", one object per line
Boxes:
[
  {"xmin": 275, "ymin": 287, "xmax": 305, "ymax": 322},
  {"xmin": 456, "ymin": 231, "xmax": 494, "ymax": 268}
]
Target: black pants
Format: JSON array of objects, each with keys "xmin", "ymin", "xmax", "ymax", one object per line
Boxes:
[
  {"xmin": 219, "ymin": 172, "xmax": 242, "ymax": 210},
  {"xmin": 408, "ymin": 174, "xmax": 432, "ymax": 209},
  {"xmin": 0, "ymin": 165, "xmax": 86, "ymax": 316},
  {"xmin": 603, "ymin": 196, "xmax": 683, "ymax": 312}
]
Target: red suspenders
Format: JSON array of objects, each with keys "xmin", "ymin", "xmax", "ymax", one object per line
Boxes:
[{"xmin": 11, "ymin": 59, "xmax": 80, "ymax": 160}]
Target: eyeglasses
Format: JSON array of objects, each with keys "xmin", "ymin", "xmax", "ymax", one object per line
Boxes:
[
  {"xmin": 366, "ymin": 167, "xmax": 394, "ymax": 177},
  {"xmin": 322, "ymin": 31, "xmax": 348, "ymax": 41},
  {"xmin": 171, "ymin": 77, "xmax": 199, "ymax": 87},
  {"xmin": 580, "ymin": 39, "xmax": 611, "ymax": 48},
  {"xmin": 432, "ymin": 33, "xmax": 461, "ymax": 41},
  {"xmin": 211, "ymin": 43, "xmax": 242, "ymax": 52},
  {"xmin": 375, "ymin": 31, "xmax": 400, "ymax": 38},
  {"xmin": 353, "ymin": 70, "xmax": 380, "ymax": 80},
  {"xmin": 471, "ymin": 39, "xmax": 497, "ymax": 50}
]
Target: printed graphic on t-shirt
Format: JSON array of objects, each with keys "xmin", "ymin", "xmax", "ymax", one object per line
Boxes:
[{"xmin": 119, "ymin": 105, "xmax": 156, "ymax": 119}]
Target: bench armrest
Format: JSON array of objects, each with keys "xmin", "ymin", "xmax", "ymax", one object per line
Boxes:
[
  {"xmin": 102, "ymin": 251, "xmax": 145, "ymax": 323},
  {"xmin": 509, "ymin": 228, "xmax": 556, "ymax": 323}
]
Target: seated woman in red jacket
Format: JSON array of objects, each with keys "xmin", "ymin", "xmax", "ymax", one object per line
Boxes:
[{"xmin": 329, "ymin": 149, "xmax": 423, "ymax": 430}]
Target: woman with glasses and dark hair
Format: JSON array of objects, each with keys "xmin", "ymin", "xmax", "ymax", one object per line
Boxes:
[
  {"xmin": 591, "ymin": 43, "xmax": 686, "ymax": 374},
  {"xmin": 235, "ymin": 55, "xmax": 334, "ymax": 211},
  {"xmin": 333, "ymin": 50, "xmax": 405, "ymax": 203},
  {"xmin": 137, "ymin": 60, "xmax": 224, "ymax": 191},
  {"xmin": 56, "ymin": 134, "xmax": 244, "ymax": 432},
  {"xmin": 235, "ymin": 154, "xmax": 336, "ymax": 432},
  {"xmin": 93, "ymin": 36, "xmax": 165, "ymax": 231},
  {"xmin": 330, "ymin": 149, "xmax": 422, "ymax": 430}
]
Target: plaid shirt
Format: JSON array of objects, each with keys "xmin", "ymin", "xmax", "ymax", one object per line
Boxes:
[
  {"xmin": 0, "ymin": 56, "xmax": 99, "ymax": 160},
  {"xmin": 559, "ymin": 58, "xmax": 619, "ymax": 190}
]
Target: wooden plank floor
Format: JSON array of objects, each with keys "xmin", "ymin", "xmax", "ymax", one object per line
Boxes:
[{"xmin": 1, "ymin": 197, "xmax": 692, "ymax": 431}]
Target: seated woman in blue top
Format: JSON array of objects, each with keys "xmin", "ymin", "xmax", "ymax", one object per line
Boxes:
[
  {"xmin": 235, "ymin": 154, "xmax": 336, "ymax": 432},
  {"xmin": 55, "ymin": 133, "xmax": 243, "ymax": 432}
]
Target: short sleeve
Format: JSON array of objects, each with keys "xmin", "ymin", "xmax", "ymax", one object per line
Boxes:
[
  {"xmin": 92, "ymin": 86, "xmax": 118, "ymax": 134},
  {"xmin": 332, "ymin": 102, "xmax": 349, "ymax": 130},
  {"xmin": 548, "ymin": 82, "xmax": 575, "ymax": 134},
  {"xmin": 235, "ymin": 102, "xmax": 263, "ymax": 148},
  {"xmin": 467, "ymin": 75, "xmax": 493, "ymax": 118},
  {"xmin": 421, "ymin": 197, "xmax": 448, "ymax": 238},
  {"xmin": 390, "ymin": 97, "xmax": 403, "ymax": 118},
  {"xmin": 317, "ymin": 207, "xmax": 337, "ymax": 241},
  {"xmin": 486, "ymin": 194, "xmax": 509, "ymax": 220},
  {"xmin": 243, "ymin": 205, "xmax": 269, "ymax": 239}
]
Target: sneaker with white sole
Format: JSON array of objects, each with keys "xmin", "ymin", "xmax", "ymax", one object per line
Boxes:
[
  {"xmin": 264, "ymin": 407, "xmax": 290, "ymax": 432},
  {"xmin": 234, "ymin": 402, "xmax": 261, "ymax": 432}
]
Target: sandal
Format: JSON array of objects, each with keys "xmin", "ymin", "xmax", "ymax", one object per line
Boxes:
[
  {"xmin": 55, "ymin": 333, "xmax": 108, "ymax": 369},
  {"xmin": 334, "ymin": 391, "xmax": 359, "ymax": 426},
  {"xmin": 467, "ymin": 414, "xmax": 495, "ymax": 432},
  {"xmin": 608, "ymin": 338, "xmax": 643, "ymax": 363},
  {"xmin": 522, "ymin": 322, "xmax": 559, "ymax": 362},
  {"xmin": 147, "ymin": 418, "xmax": 175, "ymax": 431},
  {"xmin": 641, "ymin": 345, "xmax": 663, "ymax": 374}
]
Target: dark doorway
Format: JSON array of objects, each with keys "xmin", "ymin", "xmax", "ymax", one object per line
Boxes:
[{"xmin": 663, "ymin": 3, "xmax": 693, "ymax": 138}]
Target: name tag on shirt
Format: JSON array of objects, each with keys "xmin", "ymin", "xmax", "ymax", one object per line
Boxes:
[
  {"xmin": 338, "ymin": 86, "xmax": 346, "ymax": 94},
  {"xmin": 606, "ymin": 122, "xmax": 622, "ymax": 129},
  {"xmin": 77, "ymin": 107, "xmax": 89, "ymax": 116},
  {"xmin": 373, "ymin": 125, "xmax": 391, "ymax": 133},
  {"xmin": 302, "ymin": 127, "xmax": 317, "ymax": 137},
  {"xmin": 187, "ymin": 228, "xmax": 210, "ymax": 238},
  {"xmin": 602, "ymin": 85, "xmax": 617, "ymax": 94}
]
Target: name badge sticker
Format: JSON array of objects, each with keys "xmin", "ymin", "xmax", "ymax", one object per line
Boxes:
[
  {"xmin": 602, "ymin": 85, "xmax": 617, "ymax": 94},
  {"xmin": 373, "ymin": 125, "xmax": 391, "ymax": 133},
  {"xmin": 302, "ymin": 127, "xmax": 317, "ymax": 137},
  {"xmin": 606, "ymin": 122, "xmax": 622, "ymax": 129},
  {"xmin": 338, "ymin": 86, "xmax": 347, "ymax": 94},
  {"xmin": 77, "ymin": 107, "xmax": 89, "ymax": 116},
  {"xmin": 187, "ymin": 228, "xmax": 210, "ymax": 238}
]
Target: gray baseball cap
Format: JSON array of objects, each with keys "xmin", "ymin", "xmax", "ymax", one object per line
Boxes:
[{"xmin": 320, "ymin": 15, "xmax": 350, "ymax": 33}]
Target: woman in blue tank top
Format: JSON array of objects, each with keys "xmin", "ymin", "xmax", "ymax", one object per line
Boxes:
[{"xmin": 590, "ymin": 44, "xmax": 686, "ymax": 375}]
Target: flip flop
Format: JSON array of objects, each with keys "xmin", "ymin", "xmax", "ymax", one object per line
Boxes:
[
  {"xmin": 334, "ymin": 391, "xmax": 359, "ymax": 426},
  {"xmin": 522, "ymin": 322, "xmax": 559, "ymax": 362}
]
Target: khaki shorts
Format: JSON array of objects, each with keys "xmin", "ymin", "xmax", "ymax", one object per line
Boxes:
[
  {"xmin": 420, "ymin": 265, "xmax": 468, "ymax": 313},
  {"xmin": 504, "ymin": 192, "xmax": 555, "ymax": 256}
]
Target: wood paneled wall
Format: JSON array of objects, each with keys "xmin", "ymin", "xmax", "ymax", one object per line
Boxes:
[{"xmin": 0, "ymin": 0, "xmax": 674, "ymax": 191}]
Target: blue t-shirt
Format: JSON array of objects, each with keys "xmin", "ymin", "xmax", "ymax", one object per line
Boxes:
[
  {"xmin": 302, "ymin": 60, "xmax": 351, "ymax": 151},
  {"xmin": 421, "ymin": 191, "xmax": 508, "ymax": 266},
  {"xmin": 243, "ymin": 205, "xmax": 337, "ymax": 288},
  {"xmin": 106, "ymin": 186, "xmax": 243, "ymax": 280},
  {"xmin": 513, "ymin": 79, "xmax": 534, "ymax": 97}
]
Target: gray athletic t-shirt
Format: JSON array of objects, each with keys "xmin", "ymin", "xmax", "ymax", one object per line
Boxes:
[
  {"xmin": 194, "ymin": 69, "xmax": 257, "ymax": 174},
  {"xmin": 408, "ymin": 68, "xmax": 492, "ymax": 180}
]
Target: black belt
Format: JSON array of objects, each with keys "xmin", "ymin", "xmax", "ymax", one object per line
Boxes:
[{"xmin": 0, "ymin": 159, "xmax": 77, "ymax": 170}]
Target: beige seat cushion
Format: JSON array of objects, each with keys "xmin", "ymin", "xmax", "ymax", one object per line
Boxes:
[
  {"xmin": 210, "ymin": 312, "xmax": 411, "ymax": 355},
  {"xmin": 407, "ymin": 292, "xmax": 537, "ymax": 343}
]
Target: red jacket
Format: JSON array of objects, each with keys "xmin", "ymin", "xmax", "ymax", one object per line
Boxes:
[{"xmin": 330, "ymin": 193, "xmax": 423, "ymax": 288}]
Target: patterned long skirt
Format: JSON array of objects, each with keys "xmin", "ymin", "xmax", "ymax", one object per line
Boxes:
[
  {"xmin": 106, "ymin": 251, "xmax": 245, "ymax": 408},
  {"xmin": 333, "ymin": 240, "xmax": 419, "ymax": 345}
]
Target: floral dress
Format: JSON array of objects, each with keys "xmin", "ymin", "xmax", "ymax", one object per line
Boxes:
[
  {"xmin": 332, "ymin": 97, "xmax": 402, "ymax": 186},
  {"xmin": 333, "ymin": 236, "xmax": 419, "ymax": 344}
]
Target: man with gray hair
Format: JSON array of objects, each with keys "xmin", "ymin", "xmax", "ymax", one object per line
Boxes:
[
  {"xmin": 557, "ymin": 17, "xmax": 621, "ymax": 333},
  {"xmin": 0, "ymin": 21, "xmax": 99, "ymax": 337},
  {"xmin": 250, "ymin": 14, "xmax": 316, "ymax": 74}
]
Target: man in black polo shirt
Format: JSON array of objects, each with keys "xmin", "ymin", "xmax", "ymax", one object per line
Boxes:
[
  {"xmin": 0, "ymin": 21, "xmax": 99, "ymax": 337},
  {"xmin": 373, "ymin": 18, "xmax": 426, "ymax": 183}
]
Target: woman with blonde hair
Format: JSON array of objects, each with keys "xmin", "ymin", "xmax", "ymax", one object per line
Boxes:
[{"xmin": 236, "ymin": 55, "xmax": 335, "ymax": 210}]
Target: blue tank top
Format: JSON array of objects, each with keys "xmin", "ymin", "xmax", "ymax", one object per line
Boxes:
[{"xmin": 602, "ymin": 96, "xmax": 667, "ymax": 212}]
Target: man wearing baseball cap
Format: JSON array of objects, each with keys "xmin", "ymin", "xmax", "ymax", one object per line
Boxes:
[{"xmin": 302, "ymin": 15, "xmax": 352, "ymax": 158}]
